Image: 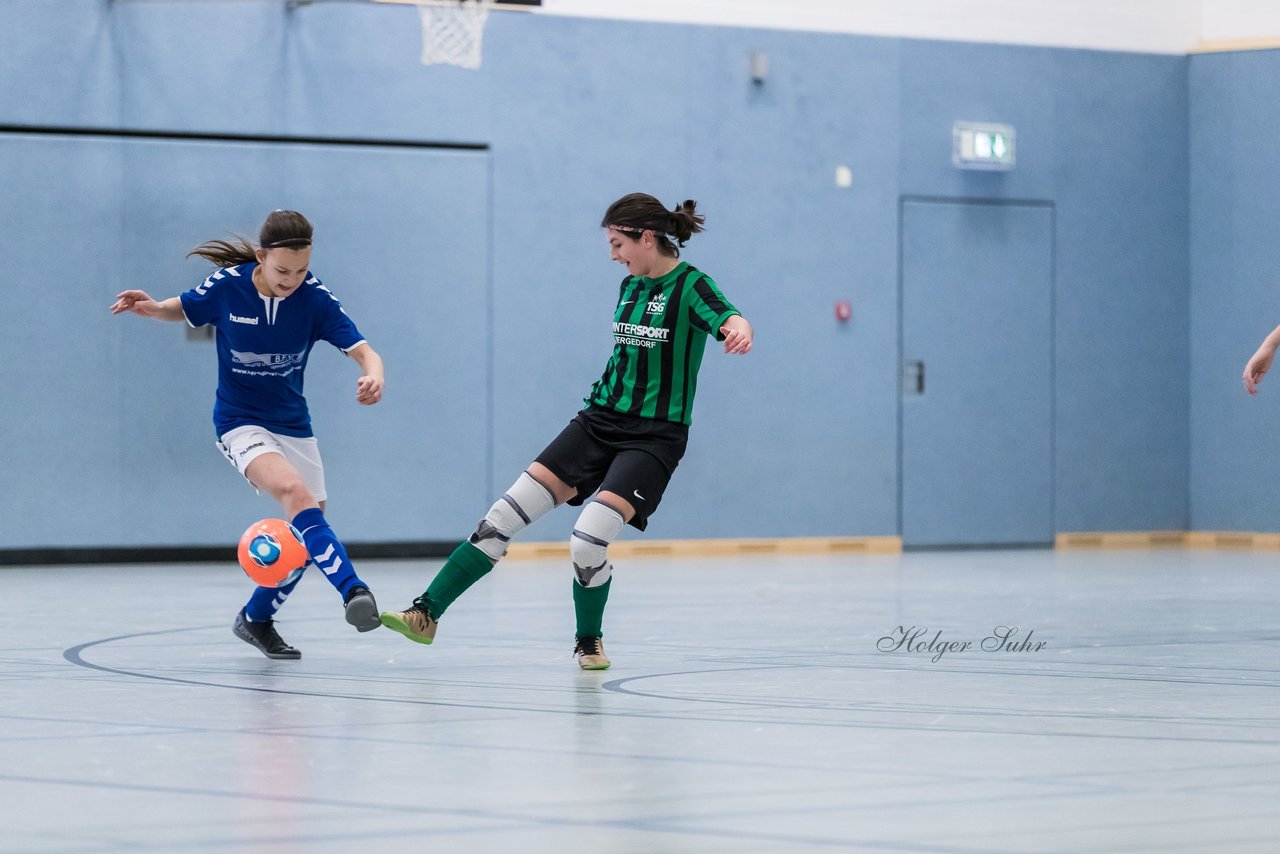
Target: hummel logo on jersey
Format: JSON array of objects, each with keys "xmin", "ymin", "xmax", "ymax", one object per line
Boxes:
[
  {"xmin": 646, "ymin": 293, "xmax": 668, "ymax": 314},
  {"xmin": 229, "ymin": 313, "xmax": 258, "ymax": 325}
]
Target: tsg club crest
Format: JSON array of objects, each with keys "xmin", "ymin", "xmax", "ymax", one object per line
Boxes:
[{"xmin": 646, "ymin": 292, "xmax": 668, "ymax": 314}]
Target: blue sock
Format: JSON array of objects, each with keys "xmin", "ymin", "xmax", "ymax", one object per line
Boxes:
[
  {"xmin": 292, "ymin": 507, "xmax": 365, "ymax": 597},
  {"xmin": 243, "ymin": 570, "xmax": 305, "ymax": 622}
]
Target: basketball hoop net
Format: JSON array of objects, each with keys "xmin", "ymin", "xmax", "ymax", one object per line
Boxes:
[{"xmin": 416, "ymin": 0, "xmax": 494, "ymax": 69}]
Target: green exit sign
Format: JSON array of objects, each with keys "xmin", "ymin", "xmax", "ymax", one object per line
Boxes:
[{"xmin": 953, "ymin": 122, "xmax": 1016, "ymax": 170}]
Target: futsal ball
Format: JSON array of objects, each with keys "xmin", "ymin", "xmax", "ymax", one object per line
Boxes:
[{"xmin": 237, "ymin": 519, "xmax": 309, "ymax": 588}]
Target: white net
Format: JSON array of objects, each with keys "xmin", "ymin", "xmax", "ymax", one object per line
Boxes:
[{"xmin": 417, "ymin": 0, "xmax": 494, "ymax": 70}]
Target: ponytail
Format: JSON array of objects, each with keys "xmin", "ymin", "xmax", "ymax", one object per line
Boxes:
[
  {"xmin": 667, "ymin": 199, "xmax": 704, "ymax": 246},
  {"xmin": 187, "ymin": 236, "xmax": 257, "ymax": 268}
]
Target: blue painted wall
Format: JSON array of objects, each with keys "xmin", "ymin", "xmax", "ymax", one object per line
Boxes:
[
  {"xmin": 0, "ymin": 1, "xmax": 1189, "ymax": 547},
  {"xmin": 1189, "ymin": 50, "xmax": 1280, "ymax": 531}
]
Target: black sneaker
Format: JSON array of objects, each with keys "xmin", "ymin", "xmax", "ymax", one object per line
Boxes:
[
  {"xmin": 233, "ymin": 609, "xmax": 301, "ymax": 660},
  {"xmin": 343, "ymin": 586, "xmax": 380, "ymax": 632}
]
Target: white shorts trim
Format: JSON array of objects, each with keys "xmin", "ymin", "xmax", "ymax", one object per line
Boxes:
[{"xmin": 215, "ymin": 425, "xmax": 327, "ymax": 502}]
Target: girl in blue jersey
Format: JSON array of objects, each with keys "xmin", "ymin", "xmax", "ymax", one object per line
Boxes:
[{"xmin": 111, "ymin": 210, "xmax": 385, "ymax": 659}]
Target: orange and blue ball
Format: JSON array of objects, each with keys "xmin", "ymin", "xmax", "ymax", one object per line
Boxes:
[{"xmin": 237, "ymin": 518, "xmax": 309, "ymax": 587}]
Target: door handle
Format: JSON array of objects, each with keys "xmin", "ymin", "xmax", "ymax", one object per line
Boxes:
[{"xmin": 903, "ymin": 360, "xmax": 925, "ymax": 395}]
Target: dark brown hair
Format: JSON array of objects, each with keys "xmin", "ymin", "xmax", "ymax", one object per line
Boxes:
[
  {"xmin": 601, "ymin": 193, "xmax": 705, "ymax": 258},
  {"xmin": 188, "ymin": 210, "xmax": 314, "ymax": 268}
]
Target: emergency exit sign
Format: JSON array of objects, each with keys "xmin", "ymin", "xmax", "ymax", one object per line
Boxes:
[{"xmin": 953, "ymin": 122, "xmax": 1015, "ymax": 170}]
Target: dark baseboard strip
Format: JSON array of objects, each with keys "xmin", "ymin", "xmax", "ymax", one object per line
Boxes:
[{"xmin": 0, "ymin": 542, "xmax": 458, "ymax": 566}]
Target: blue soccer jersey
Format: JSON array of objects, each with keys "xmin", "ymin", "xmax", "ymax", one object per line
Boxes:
[{"xmin": 179, "ymin": 263, "xmax": 366, "ymax": 438}]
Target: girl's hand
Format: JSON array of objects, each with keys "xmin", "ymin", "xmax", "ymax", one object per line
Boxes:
[
  {"xmin": 1244, "ymin": 346, "xmax": 1276, "ymax": 396},
  {"xmin": 111, "ymin": 290, "xmax": 161, "ymax": 316},
  {"xmin": 721, "ymin": 315, "xmax": 753, "ymax": 355},
  {"xmin": 356, "ymin": 375, "xmax": 383, "ymax": 405}
]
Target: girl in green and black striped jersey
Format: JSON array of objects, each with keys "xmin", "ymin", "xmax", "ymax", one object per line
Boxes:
[{"xmin": 381, "ymin": 193, "xmax": 753, "ymax": 669}]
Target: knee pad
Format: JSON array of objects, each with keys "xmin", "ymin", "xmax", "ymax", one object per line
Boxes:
[
  {"xmin": 469, "ymin": 471, "xmax": 556, "ymax": 560},
  {"xmin": 570, "ymin": 500, "xmax": 625, "ymax": 588}
]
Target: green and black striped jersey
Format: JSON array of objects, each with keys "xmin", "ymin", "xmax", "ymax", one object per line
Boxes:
[{"xmin": 585, "ymin": 261, "xmax": 740, "ymax": 426}]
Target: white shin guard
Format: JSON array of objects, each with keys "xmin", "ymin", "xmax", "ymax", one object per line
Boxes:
[
  {"xmin": 469, "ymin": 471, "xmax": 556, "ymax": 560},
  {"xmin": 570, "ymin": 500, "xmax": 625, "ymax": 588}
]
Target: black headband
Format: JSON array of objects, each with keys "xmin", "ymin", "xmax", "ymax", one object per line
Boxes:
[{"xmin": 261, "ymin": 237, "xmax": 312, "ymax": 249}]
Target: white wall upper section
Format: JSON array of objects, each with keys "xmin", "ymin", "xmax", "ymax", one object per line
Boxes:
[
  {"xmin": 538, "ymin": 0, "xmax": 1278, "ymax": 55},
  {"xmin": 1201, "ymin": 0, "xmax": 1280, "ymax": 44}
]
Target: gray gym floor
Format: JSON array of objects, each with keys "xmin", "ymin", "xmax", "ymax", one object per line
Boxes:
[{"xmin": 3, "ymin": 549, "xmax": 1278, "ymax": 853}]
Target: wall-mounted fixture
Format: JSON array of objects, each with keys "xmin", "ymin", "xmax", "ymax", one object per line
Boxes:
[{"xmin": 953, "ymin": 121, "xmax": 1015, "ymax": 171}]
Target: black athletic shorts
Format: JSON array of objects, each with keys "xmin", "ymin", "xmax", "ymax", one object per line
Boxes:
[{"xmin": 535, "ymin": 406, "xmax": 690, "ymax": 531}]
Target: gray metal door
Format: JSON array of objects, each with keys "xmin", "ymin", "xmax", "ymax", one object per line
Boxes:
[{"xmin": 901, "ymin": 199, "xmax": 1054, "ymax": 547}]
